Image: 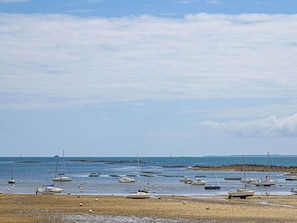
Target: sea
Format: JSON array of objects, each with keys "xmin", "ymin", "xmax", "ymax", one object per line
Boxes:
[{"xmin": 1, "ymin": 156, "xmax": 297, "ymax": 196}]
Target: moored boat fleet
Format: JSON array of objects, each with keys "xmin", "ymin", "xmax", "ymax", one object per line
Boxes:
[{"xmin": 2, "ymin": 154, "xmax": 297, "ymax": 198}]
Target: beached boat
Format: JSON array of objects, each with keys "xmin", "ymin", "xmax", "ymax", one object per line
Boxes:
[
  {"xmin": 291, "ymin": 188, "xmax": 297, "ymax": 194},
  {"xmin": 36, "ymin": 184, "xmax": 64, "ymax": 195},
  {"xmin": 119, "ymin": 176, "xmax": 136, "ymax": 183},
  {"xmin": 229, "ymin": 157, "xmax": 255, "ymax": 198},
  {"xmin": 228, "ymin": 189, "xmax": 255, "ymax": 199},
  {"xmin": 191, "ymin": 178, "xmax": 207, "ymax": 185},
  {"xmin": 125, "ymin": 192, "xmax": 151, "ymax": 199}
]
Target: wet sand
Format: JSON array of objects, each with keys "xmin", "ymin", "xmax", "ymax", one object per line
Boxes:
[{"xmin": 1, "ymin": 193, "xmax": 297, "ymax": 222}]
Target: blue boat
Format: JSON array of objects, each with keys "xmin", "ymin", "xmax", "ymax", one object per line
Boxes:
[{"xmin": 204, "ymin": 185, "xmax": 221, "ymax": 190}]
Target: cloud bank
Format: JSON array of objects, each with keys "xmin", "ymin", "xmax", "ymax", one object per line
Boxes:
[
  {"xmin": 200, "ymin": 113, "xmax": 297, "ymax": 137},
  {"xmin": 0, "ymin": 13, "xmax": 296, "ymax": 109}
]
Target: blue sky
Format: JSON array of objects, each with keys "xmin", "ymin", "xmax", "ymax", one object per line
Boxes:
[{"xmin": 1, "ymin": 0, "xmax": 297, "ymax": 157}]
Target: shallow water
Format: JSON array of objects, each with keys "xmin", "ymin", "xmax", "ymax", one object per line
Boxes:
[
  {"xmin": 61, "ymin": 214, "xmax": 204, "ymax": 223},
  {"xmin": 1, "ymin": 156, "xmax": 296, "ymax": 196}
]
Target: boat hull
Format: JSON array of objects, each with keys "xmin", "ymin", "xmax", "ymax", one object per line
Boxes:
[
  {"xmin": 125, "ymin": 192, "xmax": 151, "ymax": 199},
  {"xmin": 204, "ymin": 185, "xmax": 221, "ymax": 190},
  {"xmin": 53, "ymin": 176, "xmax": 72, "ymax": 182},
  {"xmin": 228, "ymin": 189, "xmax": 255, "ymax": 199},
  {"xmin": 36, "ymin": 185, "xmax": 64, "ymax": 195}
]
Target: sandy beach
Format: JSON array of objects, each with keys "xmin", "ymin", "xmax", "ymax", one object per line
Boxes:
[{"xmin": 1, "ymin": 193, "xmax": 297, "ymax": 222}]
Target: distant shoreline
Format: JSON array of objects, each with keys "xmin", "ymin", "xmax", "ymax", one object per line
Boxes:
[{"xmin": 164, "ymin": 164, "xmax": 297, "ymax": 173}]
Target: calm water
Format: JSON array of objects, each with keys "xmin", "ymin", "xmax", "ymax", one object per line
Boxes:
[{"xmin": 1, "ymin": 156, "xmax": 297, "ymax": 196}]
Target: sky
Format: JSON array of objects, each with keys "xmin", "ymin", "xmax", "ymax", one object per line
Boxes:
[{"xmin": 0, "ymin": 0, "xmax": 297, "ymax": 157}]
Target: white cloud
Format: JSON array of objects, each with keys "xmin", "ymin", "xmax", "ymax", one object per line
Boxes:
[
  {"xmin": 205, "ymin": 0, "xmax": 222, "ymax": 5},
  {"xmin": 200, "ymin": 113, "xmax": 297, "ymax": 137},
  {"xmin": 0, "ymin": 13, "xmax": 296, "ymax": 109}
]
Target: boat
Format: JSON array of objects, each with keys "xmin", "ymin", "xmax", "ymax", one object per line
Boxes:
[
  {"xmin": 228, "ymin": 156, "xmax": 255, "ymax": 199},
  {"xmin": 52, "ymin": 153, "xmax": 72, "ymax": 182},
  {"xmin": 240, "ymin": 178, "xmax": 257, "ymax": 184},
  {"xmin": 8, "ymin": 158, "xmax": 16, "ymax": 184},
  {"xmin": 191, "ymin": 178, "xmax": 207, "ymax": 185},
  {"xmin": 291, "ymin": 188, "xmax": 297, "ymax": 194},
  {"xmin": 253, "ymin": 153, "xmax": 277, "ymax": 186},
  {"xmin": 88, "ymin": 172, "xmax": 100, "ymax": 177},
  {"xmin": 184, "ymin": 178, "xmax": 193, "ymax": 184},
  {"xmin": 125, "ymin": 192, "xmax": 151, "ymax": 199},
  {"xmin": 53, "ymin": 173, "xmax": 72, "ymax": 182},
  {"xmin": 228, "ymin": 189, "xmax": 255, "ymax": 199},
  {"xmin": 284, "ymin": 173, "xmax": 297, "ymax": 181},
  {"xmin": 118, "ymin": 176, "xmax": 136, "ymax": 183},
  {"xmin": 8, "ymin": 178, "xmax": 16, "ymax": 184},
  {"xmin": 204, "ymin": 185, "xmax": 221, "ymax": 190},
  {"xmin": 36, "ymin": 184, "xmax": 64, "ymax": 195},
  {"xmin": 179, "ymin": 176, "xmax": 191, "ymax": 182},
  {"xmin": 253, "ymin": 176, "xmax": 277, "ymax": 186},
  {"xmin": 204, "ymin": 167, "xmax": 220, "ymax": 190},
  {"xmin": 224, "ymin": 177, "xmax": 242, "ymax": 181}
]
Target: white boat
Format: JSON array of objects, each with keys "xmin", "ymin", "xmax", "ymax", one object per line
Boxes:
[
  {"xmin": 229, "ymin": 156, "xmax": 255, "ymax": 199},
  {"xmin": 291, "ymin": 188, "xmax": 297, "ymax": 194},
  {"xmin": 36, "ymin": 184, "xmax": 64, "ymax": 195},
  {"xmin": 8, "ymin": 158, "xmax": 16, "ymax": 184},
  {"xmin": 240, "ymin": 178, "xmax": 257, "ymax": 184},
  {"xmin": 228, "ymin": 189, "xmax": 255, "ymax": 199},
  {"xmin": 125, "ymin": 192, "xmax": 151, "ymax": 199},
  {"xmin": 253, "ymin": 153, "xmax": 277, "ymax": 186},
  {"xmin": 253, "ymin": 176, "xmax": 277, "ymax": 186},
  {"xmin": 53, "ymin": 153, "xmax": 72, "ymax": 182},
  {"xmin": 8, "ymin": 178, "xmax": 16, "ymax": 184},
  {"xmin": 184, "ymin": 178, "xmax": 193, "ymax": 184},
  {"xmin": 179, "ymin": 176, "xmax": 191, "ymax": 182},
  {"xmin": 191, "ymin": 178, "xmax": 207, "ymax": 185},
  {"xmin": 53, "ymin": 173, "xmax": 72, "ymax": 182},
  {"xmin": 284, "ymin": 173, "xmax": 297, "ymax": 181},
  {"xmin": 119, "ymin": 176, "xmax": 136, "ymax": 183}
]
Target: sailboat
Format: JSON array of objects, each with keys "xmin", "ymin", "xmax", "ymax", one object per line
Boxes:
[
  {"xmin": 204, "ymin": 166, "xmax": 221, "ymax": 190},
  {"xmin": 228, "ymin": 157, "xmax": 255, "ymax": 199},
  {"xmin": 8, "ymin": 159, "xmax": 16, "ymax": 184},
  {"xmin": 52, "ymin": 152, "xmax": 72, "ymax": 182},
  {"xmin": 253, "ymin": 152, "xmax": 277, "ymax": 186}
]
